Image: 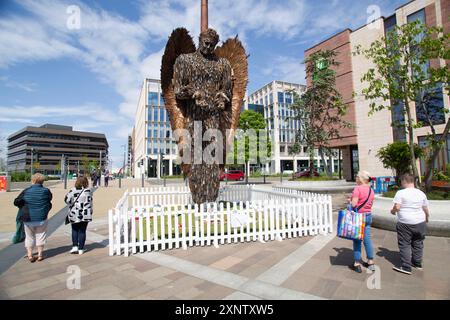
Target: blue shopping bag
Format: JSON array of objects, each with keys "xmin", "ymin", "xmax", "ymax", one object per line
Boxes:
[{"xmin": 337, "ymin": 206, "xmax": 366, "ymax": 241}]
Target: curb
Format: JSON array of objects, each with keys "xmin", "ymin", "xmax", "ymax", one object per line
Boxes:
[{"xmin": 371, "ymin": 213, "xmax": 450, "ymax": 238}]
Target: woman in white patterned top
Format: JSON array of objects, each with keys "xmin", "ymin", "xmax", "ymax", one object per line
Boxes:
[{"xmin": 64, "ymin": 176, "xmax": 93, "ymax": 255}]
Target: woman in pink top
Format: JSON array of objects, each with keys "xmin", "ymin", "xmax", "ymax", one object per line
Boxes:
[{"xmin": 349, "ymin": 171, "xmax": 375, "ymax": 273}]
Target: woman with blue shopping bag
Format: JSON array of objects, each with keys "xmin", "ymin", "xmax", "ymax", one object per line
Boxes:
[{"xmin": 338, "ymin": 171, "xmax": 375, "ymax": 273}]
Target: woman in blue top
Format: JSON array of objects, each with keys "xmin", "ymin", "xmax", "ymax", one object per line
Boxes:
[{"xmin": 14, "ymin": 173, "xmax": 53, "ymax": 262}]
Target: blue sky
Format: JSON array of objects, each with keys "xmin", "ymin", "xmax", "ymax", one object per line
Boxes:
[{"xmin": 0, "ymin": 0, "xmax": 406, "ymax": 169}]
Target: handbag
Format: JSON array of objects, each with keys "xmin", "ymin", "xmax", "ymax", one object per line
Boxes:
[
  {"xmin": 65, "ymin": 188, "xmax": 85, "ymax": 225},
  {"xmin": 337, "ymin": 188, "xmax": 372, "ymax": 241},
  {"xmin": 14, "ymin": 187, "xmax": 31, "ymax": 223},
  {"xmin": 12, "ymin": 220, "xmax": 25, "ymax": 244}
]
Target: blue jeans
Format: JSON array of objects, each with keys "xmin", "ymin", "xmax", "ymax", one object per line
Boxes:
[
  {"xmin": 353, "ymin": 214, "xmax": 373, "ymax": 262},
  {"xmin": 71, "ymin": 222, "xmax": 88, "ymax": 250}
]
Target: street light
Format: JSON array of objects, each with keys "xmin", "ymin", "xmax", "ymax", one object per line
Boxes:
[
  {"xmin": 30, "ymin": 147, "xmax": 35, "ymax": 176},
  {"xmin": 160, "ymin": 151, "xmax": 166, "ymax": 187}
]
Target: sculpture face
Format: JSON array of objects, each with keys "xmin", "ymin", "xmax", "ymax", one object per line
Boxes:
[
  {"xmin": 199, "ymin": 36, "xmax": 216, "ymax": 56},
  {"xmin": 198, "ymin": 29, "xmax": 219, "ymax": 57}
]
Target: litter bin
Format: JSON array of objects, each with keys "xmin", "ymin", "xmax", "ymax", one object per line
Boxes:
[{"xmin": 0, "ymin": 174, "xmax": 10, "ymax": 192}]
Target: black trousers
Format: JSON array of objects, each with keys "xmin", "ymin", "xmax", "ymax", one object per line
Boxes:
[
  {"xmin": 71, "ymin": 222, "xmax": 89, "ymax": 250},
  {"xmin": 396, "ymin": 221, "xmax": 426, "ymax": 270}
]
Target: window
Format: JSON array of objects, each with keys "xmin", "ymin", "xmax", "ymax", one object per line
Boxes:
[
  {"xmin": 415, "ymin": 83, "xmax": 445, "ymax": 126},
  {"xmin": 159, "ymin": 94, "xmax": 164, "ymax": 106},
  {"xmin": 160, "ymin": 108, "xmax": 165, "ymax": 122},
  {"xmin": 148, "ymin": 92, "xmax": 158, "ymax": 106},
  {"xmin": 285, "ymin": 92, "xmax": 292, "ymax": 104},
  {"xmin": 277, "ymin": 92, "xmax": 284, "ymax": 103},
  {"xmin": 269, "ymin": 93, "xmax": 273, "ymax": 105},
  {"xmin": 153, "ymin": 108, "xmax": 158, "ymax": 122},
  {"xmin": 407, "ymin": 9, "xmax": 429, "ymax": 77}
]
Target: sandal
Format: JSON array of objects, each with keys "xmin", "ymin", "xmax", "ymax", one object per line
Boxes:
[
  {"xmin": 27, "ymin": 256, "xmax": 36, "ymax": 263},
  {"xmin": 36, "ymin": 255, "xmax": 44, "ymax": 262},
  {"xmin": 364, "ymin": 261, "xmax": 376, "ymax": 271}
]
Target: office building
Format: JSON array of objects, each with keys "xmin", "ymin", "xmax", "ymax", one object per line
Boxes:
[
  {"xmin": 305, "ymin": 0, "xmax": 449, "ymax": 180},
  {"xmin": 7, "ymin": 124, "xmax": 108, "ymax": 174},
  {"xmin": 133, "ymin": 79, "xmax": 180, "ymax": 178},
  {"xmin": 246, "ymin": 80, "xmax": 341, "ymax": 174}
]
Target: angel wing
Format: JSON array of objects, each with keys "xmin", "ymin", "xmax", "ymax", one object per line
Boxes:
[
  {"xmin": 161, "ymin": 28, "xmax": 196, "ymax": 175},
  {"xmin": 161, "ymin": 27, "xmax": 196, "ymax": 135},
  {"xmin": 215, "ymin": 36, "xmax": 248, "ymax": 163}
]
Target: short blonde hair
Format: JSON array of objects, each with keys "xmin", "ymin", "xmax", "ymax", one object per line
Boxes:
[
  {"xmin": 31, "ymin": 173, "xmax": 45, "ymax": 185},
  {"xmin": 357, "ymin": 170, "xmax": 371, "ymax": 183}
]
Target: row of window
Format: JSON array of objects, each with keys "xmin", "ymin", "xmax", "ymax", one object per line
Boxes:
[
  {"xmin": 148, "ymin": 106, "xmax": 170, "ymax": 123},
  {"xmin": 253, "ymin": 91, "xmax": 294, "ymax": 107}
]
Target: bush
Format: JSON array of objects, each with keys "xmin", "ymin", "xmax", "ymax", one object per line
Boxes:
[
  {"xmin": 377, "ymin": 141, "xmax": 424, "ymax": 184},
  {"xmin": 10, "ymin": 171, "xmax": 31, "ymax": 182},
  {"xmin": 433, "ymin": 170, "xmax": 450, "ymax": 182}
]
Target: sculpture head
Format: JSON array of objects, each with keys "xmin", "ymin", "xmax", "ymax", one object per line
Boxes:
[{"xmin": 198, "ymin": 28, "xmax": 219, "ymax": 57}]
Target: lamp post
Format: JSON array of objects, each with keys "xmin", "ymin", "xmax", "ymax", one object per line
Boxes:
[
  {"xmin": 30, "ymin": 147, "xmax": 34, "ymax": 176},
  {"xmin": 160, "ymin": 151, "xmax": 166, "ymax": 187},
  {"xmin": 99, "ymin": 150, "xmax": 102, "ymax": 187}
]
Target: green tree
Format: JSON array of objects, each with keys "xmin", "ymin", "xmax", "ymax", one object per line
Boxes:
[
  {"xmin": 55, "ymin": 162, "xmax": 61, "ymax": 175},
  {"xmin": 355, "ymin": 20, "xmax": 449, "ymax": 190},
  {"xmin": 377, "ymin": 141, "xmax": 424, "ymax": 185},
  {"xmin": 288, "ymin": 141, "xmax": 302, "ymax": 178},
  {"xmin": 233, "ymin": 110, "xmax": 271, "ymax": 183},
  {"xmin": 81, "ymin": 155, "xmax": 90, "ymax": 176},
  {"xmin": 290, "ymin": 49, "xmax": 352, "ymax": 177}
]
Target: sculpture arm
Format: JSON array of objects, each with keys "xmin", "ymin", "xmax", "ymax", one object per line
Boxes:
[
  {"xmin": 173, "ymin": 56, "xmax": 194, "ymax": 100},
  {"xmin": 214, "ymin": 60, "xmax": 233, "ymax": 109}
]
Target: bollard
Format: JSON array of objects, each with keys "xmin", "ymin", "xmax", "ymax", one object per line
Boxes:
[
  {"xmin": 163, "ymin": 176, "xmax": 166, "ymax": 187},
  {"xmin": 64, "ymin": 174, "xmax": 67, "ymax": 190},
  {"xmin": 263, "ymin": 174, "xmax": 266, "ymax": 184},
  {"xmin": 141, "ymin": 174, "xmax": 144, "ymax": 188},
  {"xmin": 119, "ymin": 176, "xmax": 122, "ymax": 188}
]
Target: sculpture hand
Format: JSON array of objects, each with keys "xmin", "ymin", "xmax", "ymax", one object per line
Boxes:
[
  {"xmin": 214, "ymin": 92, "xmax": 230, "ymax": 110},
  {"xmin": 192, "ymin": 90, "xmax": 208, "ymax": 108}
]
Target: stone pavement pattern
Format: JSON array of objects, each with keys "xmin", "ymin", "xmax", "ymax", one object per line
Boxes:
[{"xmin": 1, "ymin": 210, "xmax": 449, "ymax": 300}]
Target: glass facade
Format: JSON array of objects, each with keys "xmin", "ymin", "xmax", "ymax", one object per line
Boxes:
[
  {"xmin": 148, "ymin": 92, "xmax": 158, "ymax": 106},
  {"xmin": 384, "ymin": 15, "xmax": 407, "ymax": 142},
  {"xmin": 146, "ymin": 89, "xmax": 175, "ymax": 156}
]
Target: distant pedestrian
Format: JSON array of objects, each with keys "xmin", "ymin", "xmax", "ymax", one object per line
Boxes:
[
  {"xmin": 64, "ymin": 176, "xmax": 93, "ymax": 255},
  {"xmin": 13, "ymin": 173, "xmax": 53, "ymax": 263},
  {"xmin": 391, "ymin": 173, "xmax": 429, "ymax": 275},
  {"xmin": 348, "ymin": 171, "xmax": 375, "ymax": 273},
  {"xmin": 91, "ymin": 171, "xmax": 97, "ymax": 188},
  {"xmin": 104, "ymin": 170, "xmax": 110, "ymax": 187}
]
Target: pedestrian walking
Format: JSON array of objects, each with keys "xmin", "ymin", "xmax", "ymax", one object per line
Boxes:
[
  {"xmin": 348, "ymin": 171, "xmax": 375, "ymax": 273},
  {"xmin": 104, "ymin": 169, "xmax": 109, "ymax": 187},
  {"xmin": 13, "ymin": 173, "xmax": 53, "ymax": 262},
  {"xmin": 391, "ymin": 173, "xmax": 429, "ymax": 275},
  {"xmin": 91, "ymin": 171, "xmax": 97, "ymax": 188},
  {"xmin": 64, "ymin": 176, "xmax": 93, "ymax": 255}
]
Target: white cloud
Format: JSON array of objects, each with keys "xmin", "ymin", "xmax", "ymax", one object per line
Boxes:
[
  {"xmin": 0, "ymin": 103, "xmax": 117, "ymax": 124},
  {"xmin": 0, "ymin": 76, "xmax": 38, "ymax": 92},
  {"xmin": 262, "ymin": 55, "xmax": 306, "ymax": 85}
]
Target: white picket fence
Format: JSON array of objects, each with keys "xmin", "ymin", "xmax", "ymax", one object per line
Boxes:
[{"xmin": 108, "ymin": 185, "xmax": 333, "ymax": 256}]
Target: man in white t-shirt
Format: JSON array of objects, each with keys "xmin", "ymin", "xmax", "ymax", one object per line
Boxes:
[{"xmin": 390, "ymin": 173, "xmax": 430, "ymax": 275}]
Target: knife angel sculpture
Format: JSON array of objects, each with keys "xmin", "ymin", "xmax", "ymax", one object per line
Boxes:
[{"xmin": 161, "ymin": 27, "xmax": 248, "ymax": 204}]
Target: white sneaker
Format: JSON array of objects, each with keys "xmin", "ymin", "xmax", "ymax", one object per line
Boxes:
[
  {"xmin": 78, "ymin": 249, "xmax": 85, "ymax": 255},
  {"xmin": 70, "ymin": 246, "xmax": 78, "ymax": 254}
]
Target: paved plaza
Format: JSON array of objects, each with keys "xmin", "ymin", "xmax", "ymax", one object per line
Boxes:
[{"xmin": 0, "ymin": 180, "xmax": 449, "ymax": 300}]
